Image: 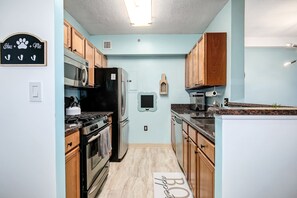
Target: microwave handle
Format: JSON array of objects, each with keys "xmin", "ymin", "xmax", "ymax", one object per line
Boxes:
[{"xmin": 81, "ymin": 65, "xmax": 88, "ymax": 86}]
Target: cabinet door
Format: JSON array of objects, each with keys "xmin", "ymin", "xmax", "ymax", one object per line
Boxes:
[
  {"xmin": 205, "ymin": 33, "xmax": 227, "ymax": 86},
  {"xmin": 94, "ymin": 49, "xmax": 102, "ymax": 67},
  {"xmin": 192, "ymin": 43, "xmax": 199, "ymax": 86},
  {"xmin": 101, "ymin": 55, "xmax": 107, "ymax": 67},
  {"xmin": 198, "ymin": 36, "xmax": 205, "ymax": 85},
  {"xmin": 185, "ymin": 54, "xmax": 190, "ymax": 88},
  {"xmin": 71, "ymin": 28, "xmax": 85, "ymax": 57},
  {"xmin": 85, "ymin": 40, "xmax": 95, "ymax": 87},
  {"xmin": 188, "ymin": 51, "xmax": 193, "ymax": 87},
  {"xmin": 189, "ymin": 139, "xmax": 197, "ymax": 198},
  {"xmin": 198, "ymin": 149, "xmax": 214, "ymax": 198},
  {"xmin": 182, "ymin": 131, "xmax": 188, "ymax": 179},
  {"xmin": 66, "ymin": 146, "xmax": 80, "ymax": 198},
  {"xmin": 64, "ymin": 20, "xmax": 72, "ymax": 49}
]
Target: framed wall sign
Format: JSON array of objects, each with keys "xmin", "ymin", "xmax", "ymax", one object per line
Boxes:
[{"xmin": 0, "ymin": 33, "xmax": 47, "ymax": 66}]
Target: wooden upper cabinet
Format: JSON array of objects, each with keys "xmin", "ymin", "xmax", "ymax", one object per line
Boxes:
[
  {"xmin": 199, "ymin": 32, "xmax": 226, "ymax": 86},
  {"xmin": 187, "ymin": 51, "xmax": 193, "ymax": 87},
  {"xmin": 198, "ymin": 37, "xmax": 205, "ymax": 85},
  {"xmin": 185, "ymin": 32, "xmax": 226, "ymax": 89},
  {"xmin": 95, "ymin": 48, "xmax": 102, "ymax": 67},
  {"xmin": 185, "ymin": 54, "xmax": 190, "ymax": 88},
  {"xmin": 192, "ymin": 43, "xmax": 199, "ymax": 87},
  {"xmin": 85, "ymin": 40, "xmax": 95, "ymax": 87},
  {"xmin": 64, "ymin": 20, "xmax": 72, "ymax": 49},
  {"xmin": 102, "ymin": 55, "xmax": 108, "ymax": 68},
  {"xmin": 71, "ymin": 28, "xmax": 85, "ymax": 57}
]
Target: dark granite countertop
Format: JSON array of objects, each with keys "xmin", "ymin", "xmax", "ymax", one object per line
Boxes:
[
  {"xmin": 217, "ymin": 102, "xmax": 297, "ymax": 115},
  {"xmin": 171, "ymin": 104, "xmax": 215, "ymax": 144},
  {"xmin": 181, "ymin": 114, "xmax": 215, "ymax": 144},
  {"xmin": 171, "ymin": 104, "xmax": 196, "ymax": 114},
  {"xmin": 65, "ymin": 125, "xmax": 81, "ymax": 136}
]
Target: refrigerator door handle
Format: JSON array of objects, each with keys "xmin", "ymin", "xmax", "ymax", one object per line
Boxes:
[
  {"xmin": 121, "ymin": 119, "xmax": 129, "ymax": 127},
  {"xmin": 121, "ymin": 80, "xmax": 126, "ymax": 116}
]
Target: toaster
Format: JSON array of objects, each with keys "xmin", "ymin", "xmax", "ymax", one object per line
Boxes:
[{"xmin": 190, "ymin": 92, "xmax": 205, "ymax": 111}]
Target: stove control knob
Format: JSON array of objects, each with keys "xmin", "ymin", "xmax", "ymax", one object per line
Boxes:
[{"xmin": 90, "ymin": 124, "xmax": 98, "ymax": 131}]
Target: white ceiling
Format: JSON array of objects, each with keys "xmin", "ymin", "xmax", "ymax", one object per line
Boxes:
[
  {"xmin": 64, "ymin": 0, "xmax": 297, "ymax": 37},
  {"xmin": 64, "ymin": 0, "xmax": 229, "ymax": 35},
  {"xmin": 245, "ymin": 0, "xmax": 297, "ymax": 38}
]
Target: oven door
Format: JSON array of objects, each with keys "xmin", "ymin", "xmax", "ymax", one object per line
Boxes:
[{"xmin": 85, "ymin": 125, "xmax": 110, "ymax": 189}]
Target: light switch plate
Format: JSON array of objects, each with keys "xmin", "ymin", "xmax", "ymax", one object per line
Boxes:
[{"xmin": 29, "ymin": 82, "xmax": 42, "ymax": 102}]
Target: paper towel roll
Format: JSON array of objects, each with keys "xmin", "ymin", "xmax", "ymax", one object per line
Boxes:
[{"xmin": 205, "ymin": 91, "xmax": 218, "ymax": 97}]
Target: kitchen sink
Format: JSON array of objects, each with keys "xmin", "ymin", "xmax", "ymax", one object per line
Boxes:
[{"xmin": 190, "ymin": 117, "xmax": 215, "ymax": 136}]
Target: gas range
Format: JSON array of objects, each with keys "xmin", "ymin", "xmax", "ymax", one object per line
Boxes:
[{"xmin": 65, "ymin": 112, "xmax": 108, "ymax": 135}]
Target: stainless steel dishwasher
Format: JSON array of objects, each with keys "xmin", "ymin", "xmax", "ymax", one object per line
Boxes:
[{"xmin": 174, "ymin": 114, "xmax": 183, "ymax": 168}]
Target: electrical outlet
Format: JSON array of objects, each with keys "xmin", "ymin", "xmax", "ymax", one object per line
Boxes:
[
  {"xmin": 224, "ymin": 98, "xmax": 229, "ymax": 106},
  {"xmin": 144, "ymin": 126, "xmax": 148, "ymax": 131}
]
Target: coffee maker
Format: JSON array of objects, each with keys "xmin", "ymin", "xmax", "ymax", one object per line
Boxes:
[{"xmin": 190, "ymin": 92, "xmax": 205, "ymax": 111}]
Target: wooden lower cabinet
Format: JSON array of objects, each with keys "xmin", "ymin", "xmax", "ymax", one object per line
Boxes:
[
  {"xmin": 198, "ymin": 150, "xmax": 215, "ymax": 198},
  {"xmin": 182, "ymin": 131, "xmax": 188, "ymax": 178},
  {"xmin": 183, "ymin": 123, "xmax": 215, "ymax": 198},
  {"xmin": 66, "ymin": 146, "xmax": 80, "ymax": 198},
  {"xmin": 189, "ymin": 138, "xmax": 197, "ymax": 197},
  {"xmin": 65, "ymin": 130, "xmax": 80, "ymax": 198}
]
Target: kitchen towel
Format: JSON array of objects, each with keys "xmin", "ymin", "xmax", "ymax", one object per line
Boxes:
[
  {"xmin": 98, "ymin": 126, "xmax": 112, "ymax": 158},
  {"xmin": 153, "ymin": 172, "xmax": 193, "ymax": 198}
]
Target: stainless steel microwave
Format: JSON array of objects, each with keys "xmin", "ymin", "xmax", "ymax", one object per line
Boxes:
[{"xmin": 64, "ymin": 48, "xmax": 89, "ymax": 87}]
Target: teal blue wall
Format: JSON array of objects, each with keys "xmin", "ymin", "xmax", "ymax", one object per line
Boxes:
[
  {"xmin": 245, "ymin": 47, "xmax": 297, "ymax": 106},
  {"xmin": 193, "ymin": 0, "xmax": 245, "ymax": 106},
  {"xmin": 108, "ymin": 56, "xmax": 189, "ymax": 144},
  {"xmin": 55, "ymin": 0, "xmax": 65, "ymax": 197},
  {"xmin": 90, "ymin": 34, "xmax": 200, "ymax": 55}
]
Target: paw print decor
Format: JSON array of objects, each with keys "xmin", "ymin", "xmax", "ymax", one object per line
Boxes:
[
  {"xmin": 16, "ymin": 38, "xmax": 29, "ymax": 49},
  {"xmin": 0, "ymin": 33, "xmax": 47, "ymax": 66}
]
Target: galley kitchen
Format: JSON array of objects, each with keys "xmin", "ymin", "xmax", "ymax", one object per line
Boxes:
[{"xmin": 2, "ymin": 1, "xmax": 297, "ymax": 198}]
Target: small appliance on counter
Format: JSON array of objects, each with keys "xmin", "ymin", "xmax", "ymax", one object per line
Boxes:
[
  {"xmin": 190, "ymin": 92, "xmax": 206, "ymax": 111},
  {"xmin": 65, "ymin": 96, "xmax": 81, "ymax": 115}
]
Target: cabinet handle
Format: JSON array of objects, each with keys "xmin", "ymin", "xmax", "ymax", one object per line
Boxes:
[
  {"xmin": 195, "ymin": 151, "xmax": 198, "ymax": 154},
  {"xmin": 67, "ymin": 142, "xmax": 72, "ymax": 147},
  {"xmin": 73, "ymin": 49, "xmax": 77, "ymax": 52},
  {"xmin": 200, "ymin": 144, "xmax": 206, "ymax": 149}
]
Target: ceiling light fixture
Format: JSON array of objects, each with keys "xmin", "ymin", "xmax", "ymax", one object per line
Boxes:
[
  {"xmin": 283, "ymin": 43, "xmax": 297, "ymax": 67},
  {"xmin": 124, "ymin": 0, "xmax": 152, "ymax": 26},
  {"xmin": 283, "ymin": 60, "xmax": 297, "ymax": 67},
  {"xmin": 286, "ymin": 43, "xmax": 297, "ymax": 48}
]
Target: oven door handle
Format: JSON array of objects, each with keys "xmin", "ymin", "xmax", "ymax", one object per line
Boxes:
[{"xmin": 88, "ymin": 133, "xmax": 100, "ymax": 143}]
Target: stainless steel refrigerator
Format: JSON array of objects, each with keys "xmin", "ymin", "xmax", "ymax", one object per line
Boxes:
[{"xmin": 80, "ymin": 67, "xmax": 129, "ymax": 162}]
